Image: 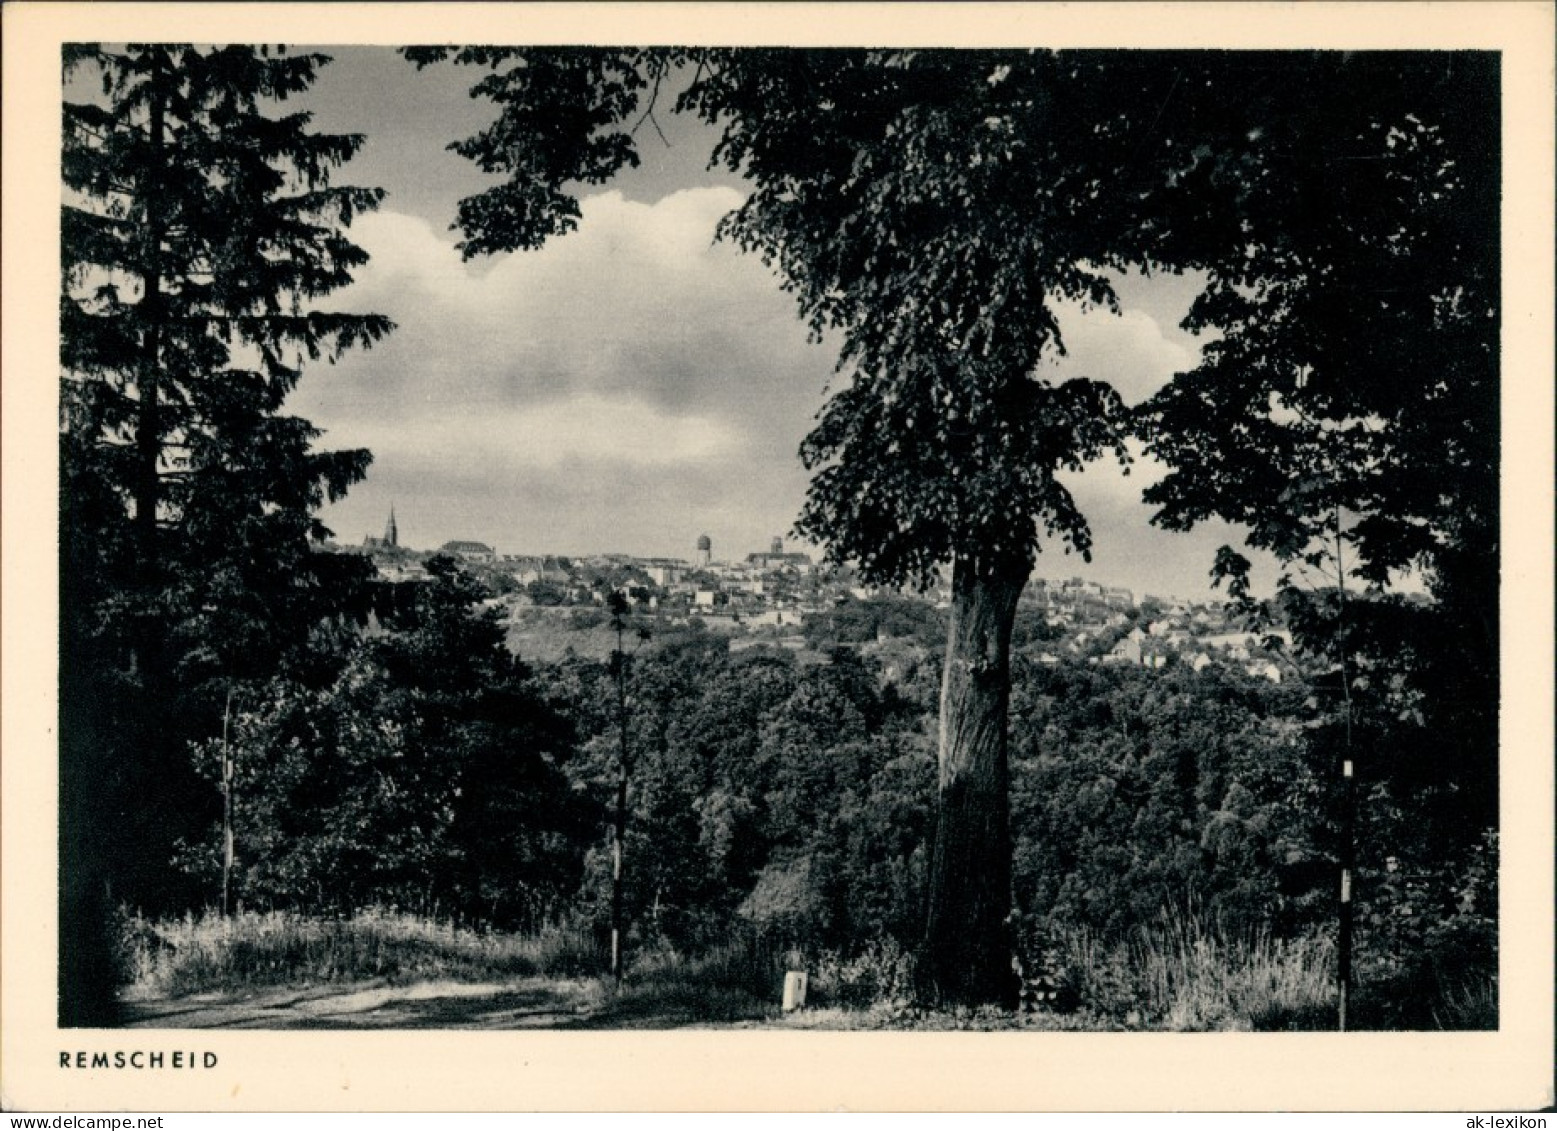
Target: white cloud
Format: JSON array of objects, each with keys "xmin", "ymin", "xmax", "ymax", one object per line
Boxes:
[
  {"xmin": 325, "ymin": 394, "xmax": 743, "ymax": 475},
  {"xmin": 298, "ymin": 188, "xmax": 832, "ymax": 557},
  {"xmin": 312, "ymin": 189, "xmax": 824, "ymax": 421},
  {"xmin": 1041, "ymin": 297, "xmax": 1201, "ymax": 406},
  {"xmin": 299, "ymin": 190, "xmax": 1269, "ymax": 593},
  {"xmin": 1042, "ymin": 291, "xmax": 1202, "ymax": 521}
]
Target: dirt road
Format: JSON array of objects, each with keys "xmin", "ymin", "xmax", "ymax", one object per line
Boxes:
[
  {"xmin": 119, "ymin": 979, "xmax": 1016, "ymax": 1030},
  {"xmin": 121, "ymin": 977, "xmax": 617, "ymax": 1030}
]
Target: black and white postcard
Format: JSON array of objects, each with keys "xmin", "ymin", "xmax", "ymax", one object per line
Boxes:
[{"xmin": 4, "ymin": 1, "xmax": 1553, "ymax": 1113}]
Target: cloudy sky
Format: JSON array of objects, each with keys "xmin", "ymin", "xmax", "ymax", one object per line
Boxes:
[{"xmin": 290, "ymin": 47, "xmax": 1272, "ymax": 599}]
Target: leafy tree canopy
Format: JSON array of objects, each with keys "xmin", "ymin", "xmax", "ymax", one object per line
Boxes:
[
  {"xmin": 403, "ymin": 47, "xmax": 1185, "ymax": 588},
  {"xmin": 1133, "ymin": 52, "xmax": 1498, "ymax": 604}
]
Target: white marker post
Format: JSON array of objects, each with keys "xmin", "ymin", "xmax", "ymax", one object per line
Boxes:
[{"xmin": 782, "ymin": 970, "xmax": 808, "ymax": 1012}]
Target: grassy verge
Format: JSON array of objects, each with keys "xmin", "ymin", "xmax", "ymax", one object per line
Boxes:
[
  {"xmin": 116, "ymin": 908, "xmax": 1491, "ymax": 1030},
  {"xmin": 1054, "ymin": 913, "xmax": 1338, "ymax": 1030},
  {"xmin": 575, "ymin": 935, "xmax": 787, "ymax": 1027},
  {"xmin": 116, "ymin": 907, "xmax": 602, "ymax": 999},
  {"xmin": 1027, "ymin": 910, "xmax": 1493, "ymax": 1031}
]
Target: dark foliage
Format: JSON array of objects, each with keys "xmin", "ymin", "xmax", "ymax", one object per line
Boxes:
[
  {"xmin": 59, "ymin": 45, "xmax": 391, "ymax": 1022},
  {"xmin": 1132, "ymin": 52, "xmax": 1500, "ymax": 850},
  {"xmin": 183, "ymin": 560, "xmax": 592, "ymax": 931},
  {"xmin": 1009, "ymin": 661, "xmax": 1321, "ymax": 940},
  {"xmin": 399, "ymin": 46, "xmax": 1497, "ymax": 1007}
]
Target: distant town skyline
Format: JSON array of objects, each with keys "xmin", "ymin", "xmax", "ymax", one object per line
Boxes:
[
  {"xmin": 291, "ymin": 47, "xmax": 1285, "ymax": 599},
  {"xmin": 348, "ymin": 511, "xmax": 1235, "ymax": 605}
]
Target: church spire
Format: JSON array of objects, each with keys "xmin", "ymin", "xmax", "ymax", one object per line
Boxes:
[{"xmin": 385, "ymin": 505, "xmax": 398, "ymax": 549}]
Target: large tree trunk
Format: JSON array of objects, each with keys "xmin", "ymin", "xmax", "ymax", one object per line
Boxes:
[
  {"xmin": 61, "ymin": 57, "xmax": 170, "ymax": 1027},
  {"xmin": 921, "ymin": 553, "xmax": 1025, "ymax": 1009},
  {"xmin": 58, "ymin": 627, "xmax": 124, "ymax": 1026}
]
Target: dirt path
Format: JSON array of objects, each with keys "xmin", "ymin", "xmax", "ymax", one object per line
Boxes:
[
  {"xmin": 121, "ymin": 977, "xmax": 611, "ymax": 1030},
  {"xmin": 120, "ymin": 980, "xmax": 1000, "ymax": 1031}
]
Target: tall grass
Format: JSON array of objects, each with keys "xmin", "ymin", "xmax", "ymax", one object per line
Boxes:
[
  {"xmin": 1040, "ymin": 910, "xmax": 1336, "ymax": 1031},
  {"xmin": 116, "ymin": 907, "xmax": 786, "ymax": 1026},
  {"xmin": 1043, "ymin": 906, "xmax": 1496, "ymax": 1031},
  {"xmin": 117, "ymin": 907, "xmax": 602, "ymax": 999},
  {"xmin": 808, "ymin": 937, "xmax": 919, "ymax": 1016},
  {"xmin": 1427, "ymin": 974, "xmax": 1498, "ymax": 1031},
  {"xmin": 118, "ymin": 906, "xmax": 1484, "ymax": 1031},
  {"xmin": 596, "ymin": 931, "xmax": 788, "ymax": 1026},
  {"xmin": 1135, "ymin": 910, "xmax": 1335, "ymax": 1030}
]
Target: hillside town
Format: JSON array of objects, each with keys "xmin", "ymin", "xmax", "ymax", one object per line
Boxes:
[{"xmin": 341, "ymin": 511, "xmax": 1302, "ymax": 682}]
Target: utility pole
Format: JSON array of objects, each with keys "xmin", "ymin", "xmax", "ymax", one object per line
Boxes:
[
  {"xmin": 608, "ymin": 592, "xmax": 630, "ymax": 985},
  {"xmin": 221, "ymin": 687, "xmax": 235, "ymax": 918},
  {"xmin": 1338, "ymin": 747, "xmax": 1355, "ymax": 1029},
  {"xmin": 1333, "ymin": 501, "xmax": 1355, "ymax": 1033},
  {"xmin": 1292, "ymin": 367, "xmax": 1358, "ymax": 1033}
]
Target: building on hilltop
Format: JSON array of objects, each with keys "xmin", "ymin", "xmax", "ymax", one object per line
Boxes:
[
  {"xmin": 1246, "ymin": 661, "xmax": 1283, "ymax": 684},
  {"xmin": 1063, "ymin": 577, "xmax": 1105, "ymax": 599},
  {"xmin": 1103, "ymin": 635, "xmax": 1142, "ymax": 665},
  {"xmin": 746, "ymin": 535, "xmax": 815, "ymax": 574},
  {"xmin": 440, "ymin": 540, "xmax": 496, "ymax": 563},
  {"xmin": 510, "ymin": 556, "xmax": 570, "ymax": 585},
  {"xmin": 644, "ymin": 563, "xmax": 682, "ymax": 587},
  {"xmin": 363, "ymin": 505, "xmax": 401, "ymax": 551}
]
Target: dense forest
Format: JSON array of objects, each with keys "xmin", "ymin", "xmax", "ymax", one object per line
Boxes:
[
  {"xmin": 60, "ymin": 45, "xmax": 1499, "ymax": 1030},
  {"xmin": 207, "ymin": 572, "xmax": 1499, "ymax": 1027}
]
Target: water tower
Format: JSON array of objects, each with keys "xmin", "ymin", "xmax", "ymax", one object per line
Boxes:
[{"xmin": 696, "ymin": 533, "xmax": 712, "ymax": 568}]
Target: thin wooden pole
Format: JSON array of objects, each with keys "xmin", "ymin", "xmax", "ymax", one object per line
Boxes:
[
  {"xmin": 609, "ymin": 599, "xmax": 629, "ymax": 985},
  {"xmin": 1334, "ymin": 504, "xmax": 1355, "ymax": 1032},
  {"xmin": 611, "ymin": 761, "xmax": 626, "ymax": 983},
  {"xmin": 1339, "ymin": 753, "xmax": 1354, "ymax": 1031},
  {"xmin": 221, "ymin": 687, "xmax": 234, "ymax": 918}
]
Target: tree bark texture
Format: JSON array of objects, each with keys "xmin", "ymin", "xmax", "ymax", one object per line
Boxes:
[{"xmin": 921, "ymin": 554, "xmax": 1025, "ymax": 1009}]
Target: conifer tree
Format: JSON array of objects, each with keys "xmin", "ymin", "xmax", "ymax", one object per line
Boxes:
[{"xmin": 59, "ymin": 44, "xmax": 391, "ymax": 1023}]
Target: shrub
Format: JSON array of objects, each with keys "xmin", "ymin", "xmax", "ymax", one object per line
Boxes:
[
  {"xmin": 1351, "ymin": 829, "xmax": 1497, "ymax": 1030},
  {"xmin": 589, "ymin": 927, "xmax": 787, "ymax": 1026},
  {"xmin": 810, "ymin": 937, "xmax": 918, "ymax": 1017}
]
